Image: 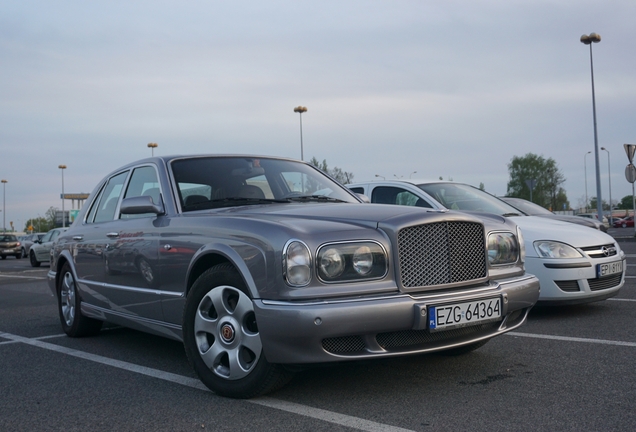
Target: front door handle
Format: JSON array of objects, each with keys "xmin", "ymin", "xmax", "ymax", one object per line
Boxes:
[
  {"xmin": 106, "ymin": 232, "xmax": 120, "ymax": 238},
  {"xmin": 73, "ymin": 236, "xmax": 83, "ymax": 241}
]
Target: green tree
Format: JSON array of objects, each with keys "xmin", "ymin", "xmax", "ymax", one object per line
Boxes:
[
  {"xmin": 309, "ymin": 157, "xmax": 354, "ymax": 185},
  {"xmin": 617, "ymin": 195, "xmax": 635, "ymax": 210},
  {"xmin": 24, "ymin": 206, "xmax": 59, "ymax": 232},
  {"xmin": 506, "ymin": 153, "xmax": 568, "ymax": 210}
]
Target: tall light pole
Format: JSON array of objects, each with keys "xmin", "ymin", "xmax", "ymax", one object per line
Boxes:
[
  {"xmin": 410, "ymin": 171, "xmax": 417, "ymax": 179},
  {"xmin": 1, "ymin": 179, "xmax": 7, "ymax": 232},
  {"xmin": 147, "ymin": 142, "xmax": 158, "ymax": 156},
  {"xmin": 580, "ymin": 32, "xmax": 603, "ymax": 222},
  {"xmin": 601, "ymin": 147, "xmax": 612, "ymax": 223},
  {"xmin": 293, "ymin": 106, "xmax": 307, "ymax": 160},
  {"xmin": 584, "ymin": 151, "xmax": 591, "ymax": 211},
  {"xmin": 58, "ymin": 165, "xmax": 66, "ymax": 228}
]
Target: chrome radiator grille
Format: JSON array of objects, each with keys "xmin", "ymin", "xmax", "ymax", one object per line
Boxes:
[{"xmin": 398, "ymin": 221, "xmax": 487, "ymax": 288}]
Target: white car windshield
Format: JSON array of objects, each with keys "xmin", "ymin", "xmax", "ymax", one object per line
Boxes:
[{"xmin": 417, "ymin": 183, "xmax": 522, "ymax": 216}]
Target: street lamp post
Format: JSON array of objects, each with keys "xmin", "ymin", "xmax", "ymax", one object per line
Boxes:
[
  {"xmin": 147, "ymin": 143, "xmax": 158, "ymax": 156},
  {"xmin": 293, "ymin": 106, "xmax": 307, "ymax": 160},
  {"xmin": 375, "ymin": 175, "xmax": 385, "ymax": 180},
  {"xmin": 580, "ymin": 32, "xmax": 603, "ymax": 223},
  {"xmin": 1, "ymin": 179, "xmax": 7, "ymax": 232},
  {"xmin": 410, "ymin": 171, "xmax": 417, "ymax": 179},
  {"xmin": 58, "ymin": 165, "xmax": 66, "ymax": 228},
  {"xmin": 601, "ymin": 147, "xmax": 612, "ymax": 224},
  {"xmin": 584, "ymin": 151, "xmax": 591, "ymax": 211}
]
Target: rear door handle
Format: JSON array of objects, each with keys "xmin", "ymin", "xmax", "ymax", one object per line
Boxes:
[
  {"xmin": 106, "ymin": 232, "xmax": 120, "ymax": 238},
  {"xmin": 72, "ymin": 236, "xmax": 83, "ymax": 241}
]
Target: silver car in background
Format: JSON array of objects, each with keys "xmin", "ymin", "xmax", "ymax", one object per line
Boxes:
[{"xmin": 48, "ymin": 155, "xmax": 539, "ymax": 398}]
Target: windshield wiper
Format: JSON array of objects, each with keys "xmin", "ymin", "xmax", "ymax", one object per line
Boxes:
[
  {"xmin": 285, "ymin": 195, "xmax": 347, "ymax": 203},
  {"xmin": 185, "ymin": 197, "xmax": 290, "ymax": 210}
]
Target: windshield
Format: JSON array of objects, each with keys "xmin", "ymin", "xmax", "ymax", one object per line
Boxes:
[
  {"xmin": 501, "ymin": 198, "xmax": 553, "ymax": 216},
  {"xmin": 171, "ymin": 156, "xmax": 360, "ymax": 211},
  {"xmin": 416, "ymin": 183, "xmax": 522, "ymax": 216}
]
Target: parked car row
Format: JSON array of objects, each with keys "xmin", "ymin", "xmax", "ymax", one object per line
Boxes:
[{"xmin": 13, "ymin": 154, "xmax": 624, "ymax": 399}]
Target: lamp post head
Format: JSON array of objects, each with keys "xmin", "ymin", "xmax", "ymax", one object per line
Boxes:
[
  {"xmin": 147, "ymin": 143, "xmax": 158, "ymax": 149},
  {"xmin": 580, "ymin": 33, "xmax": 601, "ymax": 44},
  {"xmin": 58, "ymin": 165, "xmax": 67, "ymax": 169},
  {"xmin": 1, "ymin": 179, "xmax": 6, "ymax": 184},
  {"xmin": 293, "ymin": 106, "xmax": 308, "ymax": 114}
]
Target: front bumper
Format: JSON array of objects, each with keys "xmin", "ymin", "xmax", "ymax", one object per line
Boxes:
[
  {"xmin": 526, "ymin": 256, "xmax": 625, "ymax": 304},
  {"xmin": 1, "ymin": 247, "xmax": 21, "ymax": 256},
  {"xmin": 254, "ymin": 274, "xmax": 540, "ymax": 364}
]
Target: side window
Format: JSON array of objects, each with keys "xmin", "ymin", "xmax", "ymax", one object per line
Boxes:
[
  {"xmin": 348, "ymin": 187, "xmax": 364, "ymax": 194},
  {"xmin": 245, "ymin": 174, "xmax": 273, "ymax": 199},
  {"xmin": 93, "ymin": 171, "xmax": 129, "ymax": 223},
  {"xmin": 50, "ymin": 230, "xmax": 61, "ymax": 242},
  {"xmin": 41, "ymin": 231, "xmax": 53, "ymax": 243},
  {"xmin": 371, "ymin": 186, "xmax": 432, "ymax": 208},
  {"xmin": 120, "ymin": 166, "xmax": 161, "ymax": 219}
]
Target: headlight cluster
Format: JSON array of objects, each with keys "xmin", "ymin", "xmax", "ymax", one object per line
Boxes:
[
  {"xmin": 487, "ymin": 232, "xmax": 520, "ymax": 265},
  {"xmin": 284, "ymin": 240, "xmax": 387, "ymax": 286},
  {"xmin": 534, "ymin": 241, "xmax": 582, "ymax": 258}
]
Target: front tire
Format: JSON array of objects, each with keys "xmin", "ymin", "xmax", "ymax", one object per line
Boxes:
[
  {"xmin": 30, "ymin": 251, "xmax": 41, "ymax": 267},
  {"xmin": 57, "ymin": 262, "xmax": 102, "ymax": 337},
  {"xmin": 182, "ymin": 263, "xmax": 293, "ymax": 398}
]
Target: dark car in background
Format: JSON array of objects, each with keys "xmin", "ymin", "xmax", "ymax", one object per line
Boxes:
[
  {"xmin": 0, "ymin": 234, "xmax": 22, "ymax": 259},
  {"xmin": 500, "ymin": 197, "xmax": 607, "ymax": 232},
  {"xmin": 613, "ymin": 216, "xmax": 634, "ymax": 228},
  {"xmin": 47, "ymin": 154, "xmax": 539, "ymax": 398},
  {"xmin": 20, "ymin": 232, "xmax": 46, "ymax": 258}
]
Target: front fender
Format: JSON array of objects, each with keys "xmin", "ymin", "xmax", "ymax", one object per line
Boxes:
[{"xmin": 185, "ymin": 241, "xmax": 267, "ymax": 299}]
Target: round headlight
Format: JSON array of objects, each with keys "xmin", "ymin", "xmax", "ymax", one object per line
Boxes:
[
  {"xmin": 285, "ymin": 241, "xmax": 311, "ymax": 286},
  {"xmin": 318, "ymin": 247, "xmax": 345, "ymax": 279},
  {"xmin": 352, "ymin": 246, "xmax": 373, "ymax": 275}
]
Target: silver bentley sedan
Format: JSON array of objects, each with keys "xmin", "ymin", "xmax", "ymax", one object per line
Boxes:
[{"xmin": 48, "ymin": 155, "xmax": 539, "ymax": 398}]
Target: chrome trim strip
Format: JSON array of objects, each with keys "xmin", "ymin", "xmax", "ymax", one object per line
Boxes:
[
  {"xmin": 78, "ymin": 279, "xmax": 183, "ymax": 297},
  {"xmin": 261, "ymin": 274, "xmax": 537, "ymax": 307},
  {"xmin": 82, "ymin": 302, "xmax": 182, "ymax": 330}
]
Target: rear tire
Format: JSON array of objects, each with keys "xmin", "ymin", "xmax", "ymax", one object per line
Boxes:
[
  {"xmin": 57, "ymin": 262, "xmax": 102, "ymax": 337},
  {"xmin": 183, "ymin": 263, "xmax": 293, "ymax": 398}
]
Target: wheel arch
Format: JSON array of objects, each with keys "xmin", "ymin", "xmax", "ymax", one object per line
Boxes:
[
  {"xmin": 52, "ymin": 250, "xmax": 75, "ymax": 292},
  {"xmin": 185, "ymin": 242, "xmax": 265, "ymax": 299}
]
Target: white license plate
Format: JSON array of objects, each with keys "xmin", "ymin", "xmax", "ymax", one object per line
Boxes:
[
  {"xmin": 597, "ymin": 260, "xmax": 623, "ymax": 278},
  {"xmin": 3, "ymin": 249, "xmax": 14, "ymax": 253},
  {"xmin": 429, "ymin": 298, "xmax": 501, "ymax": 331}
]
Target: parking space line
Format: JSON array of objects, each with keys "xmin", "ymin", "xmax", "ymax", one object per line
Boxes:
[
  {"xmin": 0, "ymin": 331, "xmax": 414, "ymax": 432},
  {"xmin": 507, "ymin": 331, "xmax": 636, "ymax": 347},
  {"xmin": 608, "ymin": 298, "xmax": 636, "ymax": 302},
  {"xmin": 0, "ymin": 274, "xmax": 46, "ymax": 280}
]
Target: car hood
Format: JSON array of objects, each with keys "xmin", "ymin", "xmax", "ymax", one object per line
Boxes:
[{"xmin": 509, "ymin": 215, "xmax": 616, "ymax": 251}]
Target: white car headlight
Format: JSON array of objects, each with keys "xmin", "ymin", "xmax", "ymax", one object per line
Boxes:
[
  {"xmin": 284, "ymin": 240, "xmax": 312, "ymax": 286},
  {"xmin": 317, "ymin": 241, "xmax": 387, "ymax": 283},
  {"xmin": 487, "ymin": 232, "xmax": 519, "ymax": 265},
  {"xmin": 534, "ymin": 241, "xmax": 583, "ymax": 258}
]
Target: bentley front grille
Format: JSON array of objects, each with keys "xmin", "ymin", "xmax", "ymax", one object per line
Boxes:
[{"xmin": 398, "ymin": 221, "xmax": 487, "ymax": 289}]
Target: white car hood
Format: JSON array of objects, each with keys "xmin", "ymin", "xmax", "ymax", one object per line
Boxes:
[{"xmin": 511, "ymin": 215, "xmax": 617, "ymax": 254}]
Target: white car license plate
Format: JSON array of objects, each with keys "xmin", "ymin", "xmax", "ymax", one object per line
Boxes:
[
  {"xmin": 429, "ymin": 298, "xmax": 501, "ymax": 331},
  {"xmin": 597, "ymin": 260, "xmax": 623, "ymax": 278}
]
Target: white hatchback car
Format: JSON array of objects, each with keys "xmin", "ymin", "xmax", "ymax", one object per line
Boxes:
[{"xmin": 349, "ymin": 180, "xmax": 625, "ymax": 305}]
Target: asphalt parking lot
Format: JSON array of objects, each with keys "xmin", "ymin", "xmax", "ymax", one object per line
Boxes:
[{"xmin": 1, "ymin": 231, "xmax": 635, "ymax": 431}]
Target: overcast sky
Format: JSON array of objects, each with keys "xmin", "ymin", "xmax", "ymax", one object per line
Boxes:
[{"xmin": 2, "ymin": 0, "xmax": 635, "ymax": 230}]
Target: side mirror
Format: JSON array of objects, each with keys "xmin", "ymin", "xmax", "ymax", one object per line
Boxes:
[
  {"xmin": 120, "ymin": 196, "xmax": 165, "ymax": 215},
  {"xmin": 356, "ymin": 193, "xmax": 370, "ymax": 203}
]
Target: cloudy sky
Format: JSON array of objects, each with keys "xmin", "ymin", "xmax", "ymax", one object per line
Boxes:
[{"xmin": 2, "ymin": 0, "xmax": 635, "ymax": 230}]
